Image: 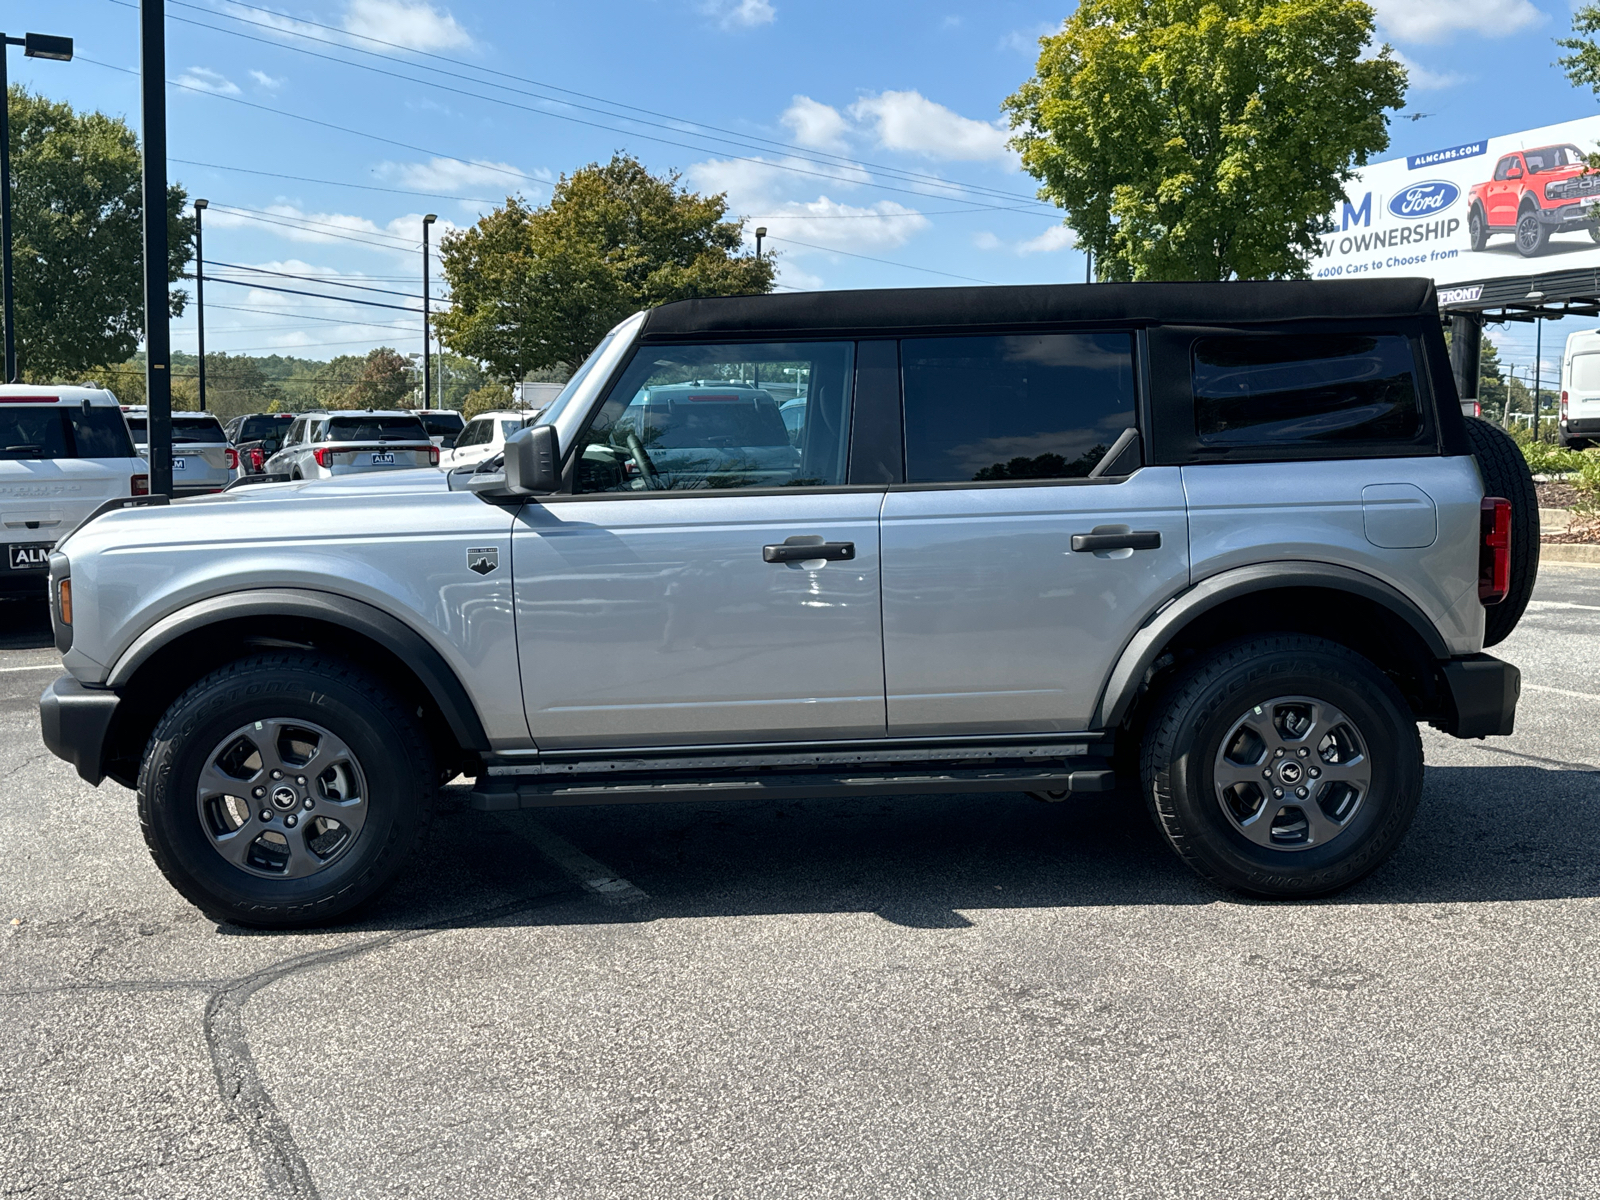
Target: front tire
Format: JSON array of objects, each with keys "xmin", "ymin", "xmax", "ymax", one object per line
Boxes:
[
  {"xmin": 138, "ymin": 652, "xmax": 435, "ymax": 928},
  {"xmin": 1141, "ymin": 635, "xmax": 1423, "ymax": 899},
  {"xmin": 1515, "ymin": 208, "xmax": 1551, "ymax": 257}
]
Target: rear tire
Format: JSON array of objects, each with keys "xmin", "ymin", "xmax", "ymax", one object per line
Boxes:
[
  {"xmin": 1464, "ymin": 416, "xmax": 1538, "ymax": 647},
  {"xmin": 1468, "ymin": 205, "xmax": 1488, "ymax": 252},
  {"xmin": 1141, "ymin": 635, "xmax": 1423, "ymax": 899},
  {"xmin": 138, "ymin": 652, "xmax": 435, "ymax": 928}
]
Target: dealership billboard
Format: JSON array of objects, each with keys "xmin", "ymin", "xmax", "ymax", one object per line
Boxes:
[{"xmin": 1315, "ymin": 115, "xmax": 1600, "ymax": 302}]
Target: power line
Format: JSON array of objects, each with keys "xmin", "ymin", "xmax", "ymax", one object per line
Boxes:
[
  {"xmin": 173, "ymin": 157, "xmax": 496, "ymax": 203},
  {"xmin": 208, "ymin": 260, "xmax": 448, "ymax": 303},
  {"xmin": 206, "ymin": 203, "xmax": 422, "ymax": 251},
  {"xmin": 187, "ymin": 273, "xmax": 428, "ymax": 312},
  {"xmin": 90, "ymin": 7, "xmax": 1053, "ymax": 216},
  {"xmin": 175, "ymin": 0, "xmax": 1051, "ymax": 211},
  {"xmin": 187, "ymin": 302, "xmax": 422, "ymax": 331},
  {"xmin": 764, "ymin": 236, "xmax": 994, "ymax": 285}
]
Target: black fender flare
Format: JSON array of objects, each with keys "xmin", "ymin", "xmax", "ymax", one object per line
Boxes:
[
  {"xmin": 1092, "ymin": 562, "xmax": 1451, "ymax": 729},
  {"xmin": 106, "ymin": 588, "xmax": 491, "ymax": 751}
]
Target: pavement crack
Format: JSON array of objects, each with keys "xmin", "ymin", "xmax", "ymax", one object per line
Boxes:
[{"xmin": 202, "ymin": 889, "xmax": 577, "ymax": 1199}]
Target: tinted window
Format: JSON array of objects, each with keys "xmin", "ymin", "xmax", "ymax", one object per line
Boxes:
[
  {"xmin": 125, "ymin": 417, "xmax": 148, "ymax": 439},
  {"xmin": 239, "ymin": 415, "xmax": 293, "ymax": 441},
  {"xmin": 1524, "ymin": 145, "xmax": 1582, "ymax": 173},
  {"xmin": 173, "ymin": 416, "xmax": 227, "ymax": 443},
  {"xmin": 901, "ymin": 333, "xmax": 1136, "ymax": 483},
  {"xmin": 457, "ymin": 419, "xmax": 492, "ymax": 448},
  {"xmin": 1494, "ymin": 156, "xmax": 1521, "ymax": 180},
  {"xmin": 420, "ymin": 413, "xmax": 464, "ymax": 437},
  {"xmin": 326, "ymin": 415, "xmax": 428, "ymax": 441},
  {"xmin": 579, "ymin": 342, "xmax": 853, "ymax": 492},
  {"xmin": 0, "ymin": 406, "xmax": 134, "ymax": 460},
  {"xmin": 1192, "ymin": 334, "xmax": 1421, "ymax": 446}
]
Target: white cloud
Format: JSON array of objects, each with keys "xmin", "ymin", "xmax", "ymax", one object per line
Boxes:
[
  {"xmin": 702, "ymin": 0, "xmax": 776, "ymax": 29},
  {"xmin": 248, "ymin": 69, "xmax": 284, "ymax": 90},
  {"xmin": 974, "ymin": 225, "xmax": 1076, "ymax": 256},
  {"xmin": 1000, "ymin": 22, "xmax": 1060, "ymax": 56},
  {"xmin": 782, "ymin": 96, "xmax": 850, "ymax": 153},
  {"xmin": 1368, "ymin": 0, "xmax": 1540, "ymax": 43},
  {"xmin": 203, "ymin": 204, "xmax": 431, "ymax": 260},
  {"xmin": 1392, "ymin": 50, "xmax": 1466, "ymax": 91},
  {"xmin": 380, "ymin": 157, "xmax": 546, "ymax": 197},
  {"xmin": 343, "ymin": 0, "xmax": 473, "ymax": 49},
  {"xmin": 850, "ymin": 91, "xmax": 1015, "ymax": 164},
  {"xmin": 176, "ymin": 67, "xmax": 240, "ymax": 96}
]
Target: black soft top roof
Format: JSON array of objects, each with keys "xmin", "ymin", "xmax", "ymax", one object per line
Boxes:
[{"xmin": 641, "ymin": 278, "xmax": 1438, "ymax": 340}]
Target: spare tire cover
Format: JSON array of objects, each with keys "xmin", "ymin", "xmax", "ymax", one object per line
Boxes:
[{"xmin": 1464, "ymin": 417, "xmax": 1539, "ymax": 647}]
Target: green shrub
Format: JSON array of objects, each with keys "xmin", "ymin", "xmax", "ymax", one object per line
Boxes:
[{"xmin": 1506, "ymin": 423, "xmax": 1590, "ymax": 475}]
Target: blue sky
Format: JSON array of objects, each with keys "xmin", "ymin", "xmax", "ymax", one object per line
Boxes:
[{"xmin": 4, "ymin": 0, "xmax": 1600, "ymax": 376}]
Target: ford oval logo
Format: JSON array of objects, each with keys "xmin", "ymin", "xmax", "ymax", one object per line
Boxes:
[{"xmin": 1388, "ymin": 180, "xmax": 1459, "ymax": 219}]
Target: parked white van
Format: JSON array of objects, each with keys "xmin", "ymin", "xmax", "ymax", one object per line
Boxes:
[
  {"xmin": 0, "ymin": 385, "xmax": 146, "ymax": 595},
  {"xmin": 1559, "ymin": 328, "xmax": 1600, "ymax": 449}
]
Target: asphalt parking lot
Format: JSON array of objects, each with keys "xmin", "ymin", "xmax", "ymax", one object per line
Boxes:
[{"xmin": 3, "ymin": 568, "xmax": 1599, "ymax": 1200}]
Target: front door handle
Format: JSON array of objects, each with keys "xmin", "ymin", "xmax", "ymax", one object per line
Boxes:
[
  {"xmin": 763, "ymin": 541, "xmax": 856, "ymax": 563},
  {"xmin": 1070, "ymin": 531, "xmax": 1162, "ymax": 552}
]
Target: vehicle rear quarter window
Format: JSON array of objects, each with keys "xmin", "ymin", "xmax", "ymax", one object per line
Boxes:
[
  {"xmin": 900, "ymin": 333, "xmax": 1136, "ymax": 483},
  {"xmin": 421, "ymin": 413, "xmax": 464, "ymax": 437},
  {"xmin": 1192, "ymin": 334, "xmax": 1421, "ymax": 446},
  {"xmin": 172, "ymin": 416, "xmax": 227, "ymax": 443},
  {"xmin": 0, "ymin": 406, "xmax": 135, "ymax": 460}
]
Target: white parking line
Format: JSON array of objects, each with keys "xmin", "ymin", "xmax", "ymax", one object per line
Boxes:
[
  {"xmin": 1526, "ymin": 600, "xmax": 1600, "ymax": 612},
  {"xmin": 1523, "ymin": 682, "xmax": 1600, "ymax": 703},
  {"xmin": 0, "ymin": 663, "xmax": 59, "ymax": 673},
  {"xmin": 507, "ymin": 816, "xmax": 649, "ymax": 906}
]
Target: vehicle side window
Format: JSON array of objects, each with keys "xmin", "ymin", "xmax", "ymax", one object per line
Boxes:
[
  {"xmin": 284, "ymin": 419, "xmax": 305, "ymax": 447},
  {"xmin": 1494, "ymin": 156, "xmax": 1522, "ymax": 180},
  {"xmin": 457, "ymin": 419, "xmax": 490, "ymax": 448},
  {"xmin": 900, "ymin": 333, "xmax": 1136, "ymax": 483},
  {"xmin": 1191, "ymin": 334, "xmax": 1422, "ymax": 446},
  {"xmin": 576, "ymin": 341, "xmax": 854, "ymax": 492}
]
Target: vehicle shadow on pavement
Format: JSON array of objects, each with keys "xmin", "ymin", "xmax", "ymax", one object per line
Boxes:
[
  {"xmin": 214, "ymin": 762, "xmax": 1600, "ymax": 937},
  {"xmin": 0, "ymin": 598, "xmax": 53, "ymax": 649}
]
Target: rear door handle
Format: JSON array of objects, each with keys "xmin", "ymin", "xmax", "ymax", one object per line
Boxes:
[
  {"xmin": 1070, "ymin": 531, "xmax": 1162, "ymax": 552},
  {"xmin": 763, "ymin": 541, "xmax": 855, "ymax": 563}
]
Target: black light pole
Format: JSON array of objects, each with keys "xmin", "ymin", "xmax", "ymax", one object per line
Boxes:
[
  {"xmin": 422, "ymin": 213, "xmax": 436, "ymax": 410},
  {"xmin": 140, "ymin": 0, "xmax": 172, "ymax": 496},
  {"xmin": 754, "ymin": 226, "xmax": 766, "ymax": 260},
  {"xmin": 1, "ymin": 32, "xmax": 74, "ymax": 383},
  {"xmin": 193, "ymin": 198, "xmax": 207, "ymax": 410}
]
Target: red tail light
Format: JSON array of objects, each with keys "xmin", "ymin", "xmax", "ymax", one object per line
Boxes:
[
  {"xmin": 1562, "ymin": 391, "xmax": 1570, "ymax": 422},
  {"xmin": 1479, "ymin": 497, "xmax": 1512, "ymax": 605},
  {"xmin": 249, "ymin": 447, "xmax": 265, "ymax": 472},
  {"xmin": 225, "ymin": 447, "xmax": 239, "ymax": 470},
  {"xmin": 428, "ymin": 445, "xmax": 439, "ymax": 466},
  {"xmin": 131, "ymin": 473, "xmax": 149, "ymax": 496},
  {"xmin": 313, "ymin": 447, "xmax": 330, "ymax": 468}
]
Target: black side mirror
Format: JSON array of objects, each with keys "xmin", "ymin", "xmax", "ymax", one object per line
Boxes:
[{"xmin": 504, "ymin": 425, "xmax": 560, "ymax": 494}]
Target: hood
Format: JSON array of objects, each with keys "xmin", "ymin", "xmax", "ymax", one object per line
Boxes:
[{"xmin": 201, "ymin": 467, "xmax": 451, "ymax": 504}]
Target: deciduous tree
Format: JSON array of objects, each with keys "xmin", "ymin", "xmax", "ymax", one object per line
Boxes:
[
  {"xmin": 436, "ymin": 154, "xmax": 774, "ymax": 379},
  {"xmin": 8, "ymin": 87, "xmax": 194, "ymax": 376},
  {"xmin": 1003, "ymin": 0, "xmax": 1406, "ymax": 281}
]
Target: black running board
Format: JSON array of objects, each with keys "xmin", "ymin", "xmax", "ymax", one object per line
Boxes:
[{"xmin": 470, "ymin": 765, "xmax": 1117, "ymax": 811}]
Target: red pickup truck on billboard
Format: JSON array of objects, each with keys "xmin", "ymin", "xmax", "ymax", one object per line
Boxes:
[{"xmin": 1467, "ymin": 144, "xmax": 1600, "ymax": 257}]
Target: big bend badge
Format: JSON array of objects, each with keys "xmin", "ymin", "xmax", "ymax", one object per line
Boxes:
[{"xmin": 467, "ymin": 546, "xmax": 499, "ymax": 575}]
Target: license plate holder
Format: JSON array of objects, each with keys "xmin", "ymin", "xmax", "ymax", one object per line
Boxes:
[
  {"xmin": 370, "ymin": 452, "xmax": 396, "ymax": 465},
  {"xmin": 8, "ymin": 542, "xmax": 52, "ymax": 570}
]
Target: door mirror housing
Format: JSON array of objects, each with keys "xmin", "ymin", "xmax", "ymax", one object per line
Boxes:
[{"xmin": 470, "ymin": 424, "xmax": 560, "ymax": 497}]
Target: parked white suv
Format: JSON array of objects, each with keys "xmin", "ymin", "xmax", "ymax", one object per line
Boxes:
[
  {"xmin": 439, "ymin": 409, "xmax": 543, "ymax": 472},
  {"xmin": 0, "ymin": 385, "xmax": 145, "ymax": 595},
  {"xmin": 265, "ymin": 410, "xmax": 439, "ymax": 479},
  {"xmin": 38, "ymin": 280, "xmax": 1535, "ymax": 927}
]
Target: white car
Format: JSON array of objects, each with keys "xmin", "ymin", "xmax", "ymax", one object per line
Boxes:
[
  {"xmin": 0, "ymin": 384, "xmax": 146, "ymax": 595},
  {"xmin": 440, "ymin": 410, "xmax": 543, "ymax": 472}
]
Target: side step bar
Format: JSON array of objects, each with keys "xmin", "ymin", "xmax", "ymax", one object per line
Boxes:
[{"xmin": 470, "ymin": 765, "xmax": 1117, "ymax": 811}]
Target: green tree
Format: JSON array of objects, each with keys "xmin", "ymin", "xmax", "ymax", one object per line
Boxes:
[
  {"xmin": 1476, "ymin": 337, "xmax": 1508, "ymax": 420},
  {"xmin": 8, "ymin": 87, "xmax": 194, "ymax": 377},
  {"xmin": 1003, "ymin": 0, "xmax": 1406, "ymax": 281},
  {"xmin": 1558, "ymin": 5, "xmax": 1600, "ymax": 94},
  {"xmin": 333, "ymin": 346, "xmax": 412, "ymax": 410},
  {"xmin": 436, "ymin": 154, "xmax": 774, "ymax": 380}
]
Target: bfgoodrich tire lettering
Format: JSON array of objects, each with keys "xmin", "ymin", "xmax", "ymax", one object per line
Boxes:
[
  {"xmin": 1140, "ymin": 635, "xmax": 1423, "ymax": 899},
  {"xmin": 137, "ymin": 652, "xmax": 435, "ymax": 927}
]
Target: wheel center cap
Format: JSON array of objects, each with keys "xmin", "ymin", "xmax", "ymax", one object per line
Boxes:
[
  {"xmin": 1277, "ymin": 761, "xmax": 1305, "ymax": 785},
  {"xmin": 271, "ymin": 785, "xmax": 299, "ymax": 810}
]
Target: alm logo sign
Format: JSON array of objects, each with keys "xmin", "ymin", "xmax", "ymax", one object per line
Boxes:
[{"xmin": 1388, "ymin": 180, "xmax": 1459, "ymax": 220}]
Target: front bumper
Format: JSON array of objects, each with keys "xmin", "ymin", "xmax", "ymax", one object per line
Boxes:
[
  {"xmin": 39, "ymin": 674, "xmax": 120, "ymax": 786},
  {"xmin": 1534, "ymin": 200, "xmax": 1598, "ymax": 227},
  {"xmin": 1434, "ymin": 653, "xmax": 1520, "ymax": 739}
]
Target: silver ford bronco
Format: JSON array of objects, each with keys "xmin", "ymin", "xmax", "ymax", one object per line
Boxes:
[{"xmin": 38, "ymin": 280, "xmax": 1534, "ymax": 927}]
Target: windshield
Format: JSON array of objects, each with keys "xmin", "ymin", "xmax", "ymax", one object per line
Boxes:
[
  {"xmin": 539, "ymin": 311, "xmax": 645, "ymax": 442},
  {"xmin": 1, "ymin": 406, "xmax": 136, "ymax": 460},
  {"xmin": 239, "ymin": 415, "xmax": 294, "ymax": 441},
  {"xmin": 326, "ymin": 415, "xmax": 428, "ymax": 442},
  {"xmin": 1525, "ymin": 145, "xmax": 1585, "ymax": 173}
]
